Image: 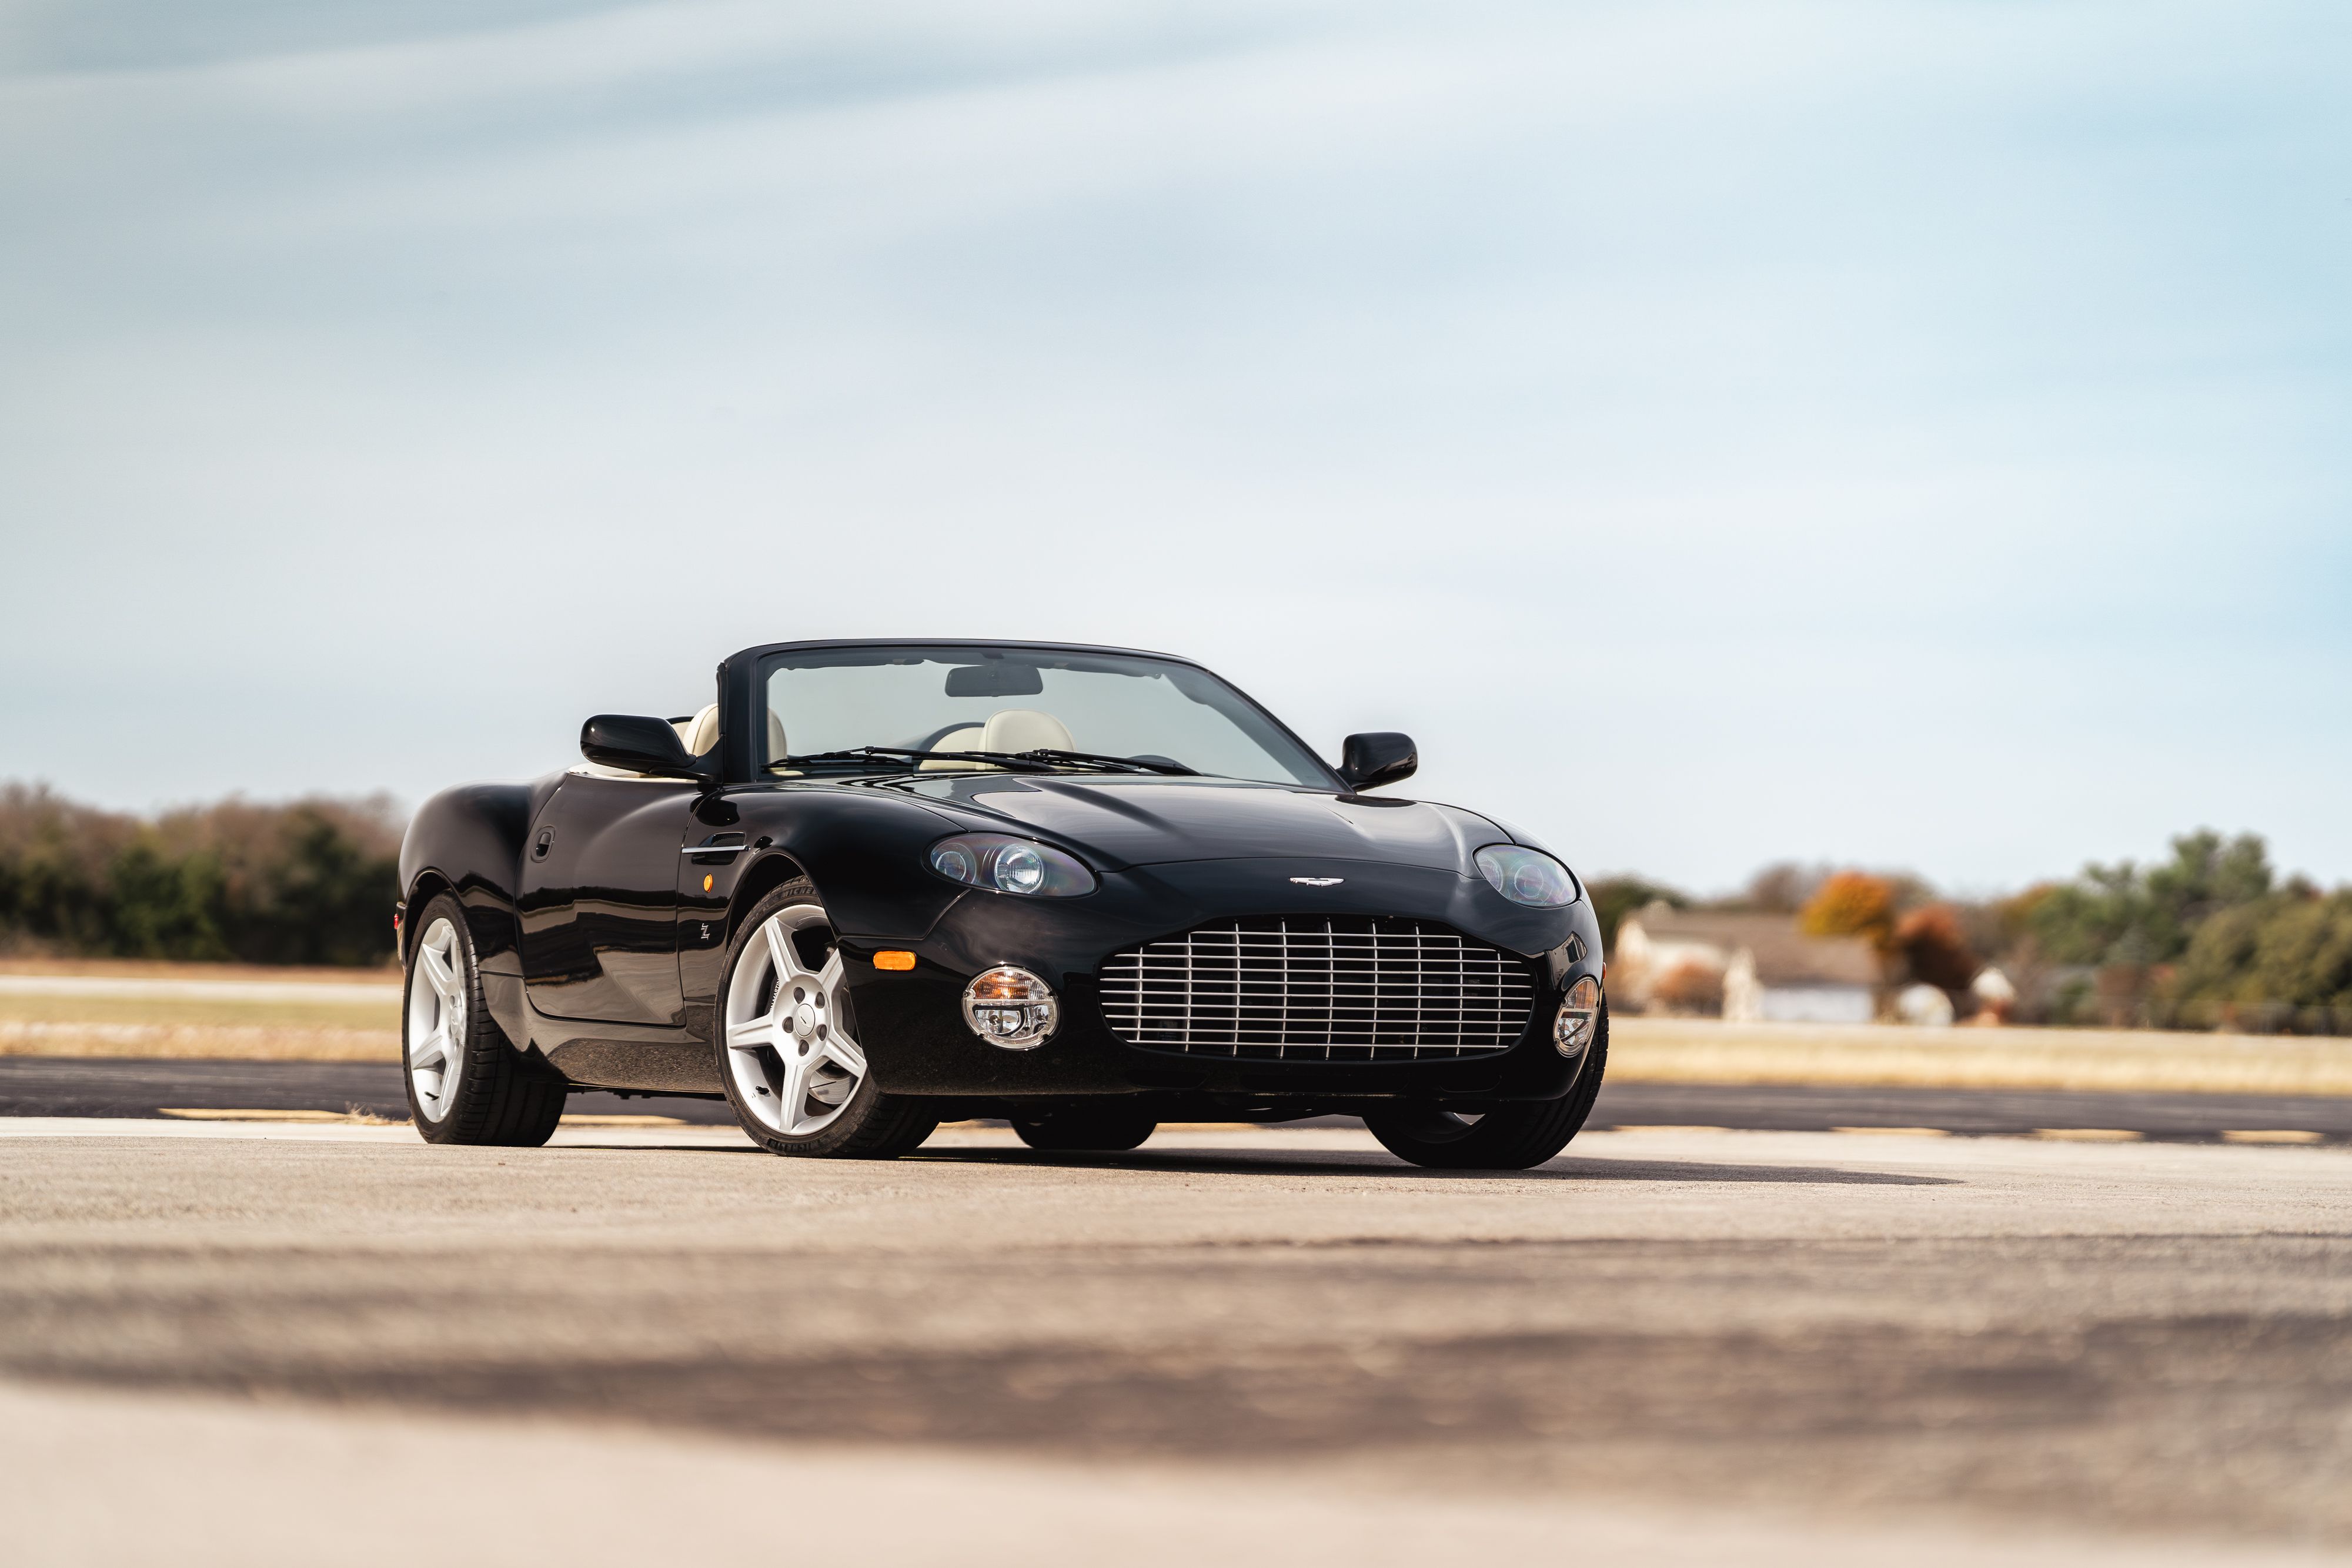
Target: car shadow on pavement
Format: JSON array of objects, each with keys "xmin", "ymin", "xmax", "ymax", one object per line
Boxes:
[{"xmin": 909, "ymin": 1146, "xmax": 1955, "ymax": 1185}]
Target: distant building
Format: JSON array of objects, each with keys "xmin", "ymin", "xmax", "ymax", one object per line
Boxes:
[{"xmin": 1613, "ymin": 906, "xmax": 1879, "ymax": 1023}]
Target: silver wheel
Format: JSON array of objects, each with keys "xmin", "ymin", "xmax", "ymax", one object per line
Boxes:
[
  {"xmin": 406, "ymin": 916, "xmax": 467, "ymax": 1121},
  {"xmin": 724, "ymin": 904, "xmax": 867, "ymax": 1138}
]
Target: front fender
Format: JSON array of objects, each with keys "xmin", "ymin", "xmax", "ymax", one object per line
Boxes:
[
  {"xmin": 676, "ymin": 783, "xmax": 972, "ymax": 1039},
  {"xmin": 400, "ymin": 774, "xmax": 561, "ymax": 1048}
]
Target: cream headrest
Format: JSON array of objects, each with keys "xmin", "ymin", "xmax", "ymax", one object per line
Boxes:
[
  {"xmin": 670, "ymin": 704, "xmax": 787, "ymax": 764},
  {"xmin": 980, "ymin": 708, "xmax": 1073, "ymax": 755}
]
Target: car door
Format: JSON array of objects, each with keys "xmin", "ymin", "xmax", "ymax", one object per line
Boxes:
[{"xmin": 518, "ymin": 772, "xmax": 700, "ymax": 1026}]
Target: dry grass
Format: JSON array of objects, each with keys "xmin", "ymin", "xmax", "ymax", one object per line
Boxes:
[
  {"xmin": 5, "ymin": 961, "xmax": 2352, "ymax": 1092},
  {"xmin": 2, "ymin": 1021, "xmax": 399, "ymax": 1061},
  {"xmin": 0, "ymin": 992, "xmax": 396, "ymax": 1029},
  {"xmin": 0, "ymin": 957, "xmax": 397, "ymax": 985},
  {"xmin": 0, "ymin": 977, "xmax": 399, "ymax": 1059},
  {"xmin": 1611, "ymin": 1017, "xmax": 2352, "ymax": 1097}
]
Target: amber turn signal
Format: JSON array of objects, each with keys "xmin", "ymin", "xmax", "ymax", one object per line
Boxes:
[{"xmin": 873, "ymin": 950, "xmax": 917, "ymax": 971}]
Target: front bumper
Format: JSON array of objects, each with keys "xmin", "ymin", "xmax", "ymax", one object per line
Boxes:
[{"xmin": 841, "ymin": 857, "xmax": 1604, "ymax": 1103}]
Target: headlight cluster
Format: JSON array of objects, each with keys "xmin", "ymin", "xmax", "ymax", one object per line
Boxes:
[
  {"xmin": 1474, "ymin": 845, "xmax": 1579, "ymax": 908},
  {"xmin": 963, "ymin": 966, "xmax": 1058, "ymax": 1048},
  {"xmin": 928, "ymin": 834, "xmax": 1097, "ymax": 897},
  {"xmin": 1555, "ymin": 975, "xmax": 1602, "ymax": 1057}
]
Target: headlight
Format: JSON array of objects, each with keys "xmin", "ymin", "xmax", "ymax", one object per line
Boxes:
[
  {"xmin": 1475, "ymin": 845, "xmax": 1579, "ymax": 908},
  {"xmin": 928, "ymin": 834, "xmax": 1097, "ymax": 897},
  {"xmin": 963, "ymin": 966, "xmax": 1059, "ymax": 1048},
  {"xmin": 1555, "ymin": 976, "xmax": 1601, "ymax": 1057}
]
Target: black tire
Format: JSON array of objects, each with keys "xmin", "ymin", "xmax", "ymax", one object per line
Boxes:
[
  {"xmin": 715, "ymin": 880, "xmax": 940, "ymax": 1159},
  {"xmin": 402, "ymin": 892, "xmax": 567, "ymax": 1147},
  {"xmin": 1363, "ymin": 1004, "xmax": 1610, "ymax": 1170},
  {"xmin": 1011, "ymin": 1105, "xmax": 1158, "ymax": 1152}
]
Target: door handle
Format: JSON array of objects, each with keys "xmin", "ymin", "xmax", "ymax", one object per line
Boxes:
[{"xmin": 532, "ymin": 828, "xmax": 554, "ymax": 861}]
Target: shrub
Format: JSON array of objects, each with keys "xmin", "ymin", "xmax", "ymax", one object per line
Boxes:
[
  {"xmin": 1651, "ymin": 958, "xmax": 1725, "ymax": 1016},
  {"xmin": 1895, "ymin": 904, "xmax": 1977, "ymax": 992}
]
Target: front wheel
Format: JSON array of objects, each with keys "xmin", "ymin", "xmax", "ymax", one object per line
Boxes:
[
  {"xmin": 1364, "ymin": 1006, "xmax": 1609, "ymax": 1170},
  {"xmin": 716, "ymin": 881, "xmax": 938, "ymax": 1158}
]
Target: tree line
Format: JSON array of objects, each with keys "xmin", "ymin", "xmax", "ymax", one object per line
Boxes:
[
  {"xmin": 6, "ymin": 781, "xmax": 2346, "ymax": 1027},
  {"xmin": 0, "ymin": 783, "xmax": 401, "ymax": 967},
  {"xmin": 1590, "ymin": 830, "xmax": 2352, "ymax": 1032}
]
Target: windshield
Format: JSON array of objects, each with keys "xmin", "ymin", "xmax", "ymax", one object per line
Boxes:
[{"xmin": 760, "ymin": 646, "xmax": 1332, "ymax": 787}]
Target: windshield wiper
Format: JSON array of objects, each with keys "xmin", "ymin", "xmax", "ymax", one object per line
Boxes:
[
  {"xmin": 769, "ymin": 747, "xmax": 1196, "ymax": 777},
  {"xmin": 771, "ymin": 747, "xmax": 1057, "ymax": 774},
  {"xmin": 1013, "ymin": 748, "xmax": 1196, "ymax": 776}
]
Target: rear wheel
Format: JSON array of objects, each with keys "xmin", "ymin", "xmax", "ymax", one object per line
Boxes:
[
  {"xmin": 1011, "ymin": 1106, "xmax": 1158, "ymax": 1152},
  {"xmin": 716, "ymin": 880, "xmax": 938, "ymax": 1159},
  {"xmin": 1364, "ymin": 1006, "xmax": 1609, "ymax": 1170},
  {"xmin": 403, "ymin": 892, "xmax": 566, "ymax": 1146}
]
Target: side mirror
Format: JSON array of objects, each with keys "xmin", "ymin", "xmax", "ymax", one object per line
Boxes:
[
  {"xmin": 580, "ymin": 714, "xmax": 715, "ymax": 783},
  {"xmin": 1339, "ymin": 731, "xmax": 1417, "ymax": 792}
]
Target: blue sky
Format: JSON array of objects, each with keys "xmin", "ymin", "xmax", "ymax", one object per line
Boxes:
[{"xmin": 2, "ymin": 0, "xmax": 2346, "ymax": 894}]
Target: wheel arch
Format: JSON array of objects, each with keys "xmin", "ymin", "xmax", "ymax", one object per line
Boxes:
[
  {"xmin": 728, "ymin": 850, "xmax": 813, "ymax": 942},
  {"xmin": 400, "ymin": 869, "xmax": 455, "ymax": 963},
  {"xmin": 397, "ymin": 778, "xmax": 550, "ymax": 982}
]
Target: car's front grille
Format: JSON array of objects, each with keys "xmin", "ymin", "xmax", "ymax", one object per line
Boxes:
[{"xmin": 1097, "ymin": 917, "xmax": 1536, "ymax": 1059}]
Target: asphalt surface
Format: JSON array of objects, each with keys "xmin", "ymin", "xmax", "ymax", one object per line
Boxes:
[
  {"xmin": 6, "ymin": 1055, "xmax": 2350, "ymax": 1142},
  {"xmin": 3, "ymin": 1117, "xmax": 2349, "ymax": 1566}
]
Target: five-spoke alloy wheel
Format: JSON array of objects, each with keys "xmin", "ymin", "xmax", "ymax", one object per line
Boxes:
[
  {"xmin": 716, "ymin": 880, "xmax": 938, "ymax": 1158},
  {"xmin": 405, "ymin": 915, "xmax": 469, "ymax": 1122}
]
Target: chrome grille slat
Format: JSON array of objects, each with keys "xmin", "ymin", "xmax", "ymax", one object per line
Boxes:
[{"xmin": 1097, "ymin": 917, "xmax": 1536, "ymax": 1059}]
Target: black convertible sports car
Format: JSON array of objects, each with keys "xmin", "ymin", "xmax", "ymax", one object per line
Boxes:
[{"xmin": 396, "ymin": 639, "xmax": 1606, "ymax": 1168}]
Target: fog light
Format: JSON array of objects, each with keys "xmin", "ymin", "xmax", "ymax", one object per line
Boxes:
[
  {"xmin": 962, "ymin": 966, "xmax": 1058, "ymax": 1049},
  {"xmin": 1555, "ymin": 976, "xmax": 1601, "ymax": 1057}
]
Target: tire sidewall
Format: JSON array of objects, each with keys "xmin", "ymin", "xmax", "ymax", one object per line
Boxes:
[{"xmin": 403, "ymin": 892, "xmax": 478, "ymax": 1142}]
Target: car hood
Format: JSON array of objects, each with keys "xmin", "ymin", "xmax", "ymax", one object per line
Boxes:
[{"xmin": 878, "ymin": 774, "xmax": 1506, "ymax": 874}]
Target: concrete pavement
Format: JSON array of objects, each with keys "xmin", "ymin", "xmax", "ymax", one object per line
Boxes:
[
  {"xmin": 3, "ymin": 1120, "xmax": 2351, "ymax": 1562},
  {"xmin": 9, "ymin": 1055, "xmax": 2352, "ymax": 1139}
]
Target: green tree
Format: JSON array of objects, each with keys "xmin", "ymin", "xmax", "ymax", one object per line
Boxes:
[
  {"xmin": 2025, "ymin": 830, "xmax": 2272, "ymax": 968},
  {"xmin": 0, "ymin": 784, "xmax": 402, "ymax": 965},
  {"xmin": 2171, "ymin": 891, "xmax": 2352, "ymax": 1013},
  {"xmin": 104, "ymin": 838, "xmax": 230, "ymax": 960}
]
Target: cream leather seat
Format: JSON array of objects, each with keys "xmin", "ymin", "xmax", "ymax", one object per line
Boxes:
[{"xmin": 981, "ymin": 708, "xmax": 1073, "ymax": 754}]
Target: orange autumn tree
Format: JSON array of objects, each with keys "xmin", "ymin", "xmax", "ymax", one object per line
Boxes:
[{"xmin": 1799, "ymin": 871, "xmax": 1897, "ymax": 953}]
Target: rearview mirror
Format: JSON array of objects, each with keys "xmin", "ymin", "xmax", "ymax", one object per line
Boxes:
[
  {"xmin": 944, "ymin": 661, "xmax": 1045, "ymax": 697},
  {"xmin": 1339, "ymin": 731, "xmax": 1417, "ymax": 792},
  {"xmin": 580, "ymin": 714, "xmax": 715, "ymax": 783}
]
